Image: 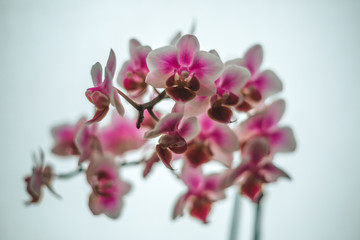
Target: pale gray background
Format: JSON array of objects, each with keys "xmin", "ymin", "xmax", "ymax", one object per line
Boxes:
[{"xmin": 1, "ymin": 0, "xmax": 359, "ymax": 239}]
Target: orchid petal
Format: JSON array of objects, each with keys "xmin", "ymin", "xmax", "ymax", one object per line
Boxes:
[
  {"xmin": 260, "ymin": 163, "xmax": 290, "ymax": 182},
  {"xmin": 178, "ymin": 117, "xmax": 200, "ymax": 142},
  {"xmin": 105, "ymin": 49, "xmax": 116, "ymax": 77},
  {"xmin": 241, "ymin": 137, "xmax": 270, "ymax": 164},
  {"xmin": 190, "ymin": 50, "xmax": 223, "ymax": 83},
  {"xmin": 197, "ymin": 80, "xmax": 217, "ymax": 96},
  {"xmin": 268, "ymin": 127, "xmax": 296, "ymax": 153},
  {"xmin": 219, "ymin": 65, "xmax": 250, "ymax": 93},
  {"xmin": 156, "ymin": 145, "xmax": 173, "ymax": 170},
  {"xmin": 183, "ymin": 96, "xmax": 210, "ymax": 117},
  {"xmin": 129, "ymin": 39, "xmax": 141, "ymax": 58},
  {"xmin": 145, "ymin": 70, "xmax": 168, "ymax": 88},
  {"xmin": 176, "ymin": 34, "xmax": 200, "ymax": 66},
  {"xmin": 146, "ymin": 45, "xmax": 179, "ymax": 75},
  {"xmin": 172, "ymin": 194, "xmax": 187, "ymax": 219},
  {"xmin": 252, "ymin": 70, "xmax": 283, "ymax": 99},
  {"xmin": 262, "ymin": 99, "xmax": 285, "ymax": 130},
  {"xmin": 91, "ymin": 62, "xmax": 103, "ymax": 86},
  {"xmin": 144, "ymin": 113, "xmax": 182, "ymax": 138},
  {"xmin": 209, "ymin": 124, "xmax": 239, "ymax": 153},
  {"xmin": 243, "ymin": 44, "xmax": 263, "ymax": 74},
  {"xmin": 182, "ymin": 161, "xmax": 204, "ymax": 192}
]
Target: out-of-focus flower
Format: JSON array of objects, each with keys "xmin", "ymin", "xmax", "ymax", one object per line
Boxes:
[
  {"xmin": 172, "ymin": 161, "xmax": 227, "ymax": 223},
  {"xmin": 144, "ymin": 113, "xmax": 200, "ymax": 170},
  {"xmin": 185, "ymin": 113, "xmax": 238, "ymax": 167},
  {"xmin": 208, "ymin": 65, "xmax": 250, "ymax": 123},
  {"xmin": 98, "ymin": 112, "xmax": 145, "ymax": 156},
  {"xmin": 75, "ymin": 123, "xmax": 102, "ymax": 164},
  {"xmin": 227, "ymin": 45, "xmax": 283, "ymax": 111},
  {"xmin": 118, "ymin": 39, "xmax": 151, "ymax": 98},
  {"xmin": 228, "ymin": 137, "xmax": 289, "ymax": 202},
  {"xmin": 146, "ymin": 34, "xmax": 223, "ymax": 102},
  {"xmin": 86, "ymin": 49, "xmax": 124, "ymax": 124},
  {"xmin": 86, "ymin": 153, "xmax": 131, "ymax": 219},
  {"xmin": 51, "ymin": 117, "xmax": 86, "ymax": 156},
  {"xmin": 24, "ymin": 150, "xmax": 60, "ymax": 204},
  {"xmin": 236, "ymin": 99, "xmax": 296, "ymax": 156}
]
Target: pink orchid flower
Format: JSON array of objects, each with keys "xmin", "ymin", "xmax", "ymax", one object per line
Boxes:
[
  {"xmin": 86, "ymin": 49, "xmax": 124, "ymax": 124},
  {"xmin": 24, "ymin": 150, "xmax": 60, "ymax": 204},
  {"xmin": 86, "ymin": 153, "xmax": 131, "ymax": 219},
  {"xmin": 144, "ymin": 113, "xmax": 200, "ymax": 170},
  {"xmin": 145, "ymin": 34, "xmax": 223, "ymax": 102},
  {"xmin": 117, "ymin": 39, "xmax": 152, "ymax": 98},
  {"xmin": 227, "ymin": 45, "xmax": 283, "ymax": 112},
  {"xmin": 185, "ymin": 113, "xmax": 239, "ymax": 167},
  {"xmin": 75, "ymin": 123, "xmax": 102, "ymax": 165},
  {"xmin": 98, "ymin": 112, "xmax": 145, "ymax": 156},
  {"xmin": 228, "ymin": 137, "xmax": 289, "ymax": 202},
  {"xmin": 236, "ymin": 99, "xmax": 296, "ymax": 156},
  {"xmin": 51, "ymin": 117, "xmax": 86, "ymax": 156},
  {"xmin": 172, "ymin": 161, "xmax": 227, "ymax": 223},
  {"xmin": 142, "ymin": 152, "xmax": 160, "ymax": 178},
  {"xmin": 208, "ymin": 65, "xmax": 250, "ymax": 123}
]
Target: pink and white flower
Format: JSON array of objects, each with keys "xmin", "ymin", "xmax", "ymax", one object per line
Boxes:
[
  {"xmin": 24, "ymin": 150, "xmax": 60, "ymax": 204},
  {"xmin": 227, "ymin": 45, "xmax": 283, "ymax": 112},
  {"xmin": 172, "ymin": 161, "xmax": 227, "ymax": 223},
  {"xmin": 228, "ymin": 137, "xmax": 289, "ymax": 202},
  {"xmin": 86, "ymin": 49, "xmax": 124, "ymax": 124},
  {"xmin": 117, "ymin": 39, "xmax": 152, "ymax": 98},
  {"xmin": 86, "ymin": 153, "xmax": 131, "ymax": 219},
  {"xmin": 185, "ymin": 113, "xmax": 239, "ymax": 167},
  {"xmin": 75, "ymin": 123, "xmax": 102, "ymax": 165},
  {"xmin": 208, "ymin": 65, "xmax": 250, "ymax": 123},
  {"xmin": 98, "ymin": 112, "xmax": 145, "ymax": 156},
  {"xmin": 146, "ymin": 34, "xmax": 223, "ymax": 102},
  {"xmin": 51, "ymin": 117, "xmax": 86, "ymax": 156},
  {"xmin": 144, "ymin": 113, "xmax": 200, "ymax": 170},
  {"xmin": 236, "ymin": 99, "xmax": 296, "ymax": 156}
]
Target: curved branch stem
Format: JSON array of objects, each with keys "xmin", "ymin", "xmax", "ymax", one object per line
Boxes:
[{"xmin": 254, "ymin": 194, "xmax": 264, "ymax": 240}]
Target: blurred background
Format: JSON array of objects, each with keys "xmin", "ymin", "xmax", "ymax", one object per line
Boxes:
[{"xmin": 1, "ymin": 0, "xmax": 360, "ymax": 239}]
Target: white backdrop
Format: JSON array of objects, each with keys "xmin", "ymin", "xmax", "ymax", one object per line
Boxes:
[{"xmin": 1, "ymin": 0, "xmax": 360, "ymax": 239}]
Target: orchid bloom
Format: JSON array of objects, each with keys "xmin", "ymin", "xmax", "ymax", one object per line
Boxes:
[
  {"xmin": 144, "ymin": 113, "xmax": 200, "ymax": 170},
  {"xmin": 185, "ymin": 113, "xmax": 239, "ymax": 167},
  {"xmin": 227, "ymin": 45, "xmax": 283, "ymax": 111},
  {"xmin": 236, "ymin": 99, "xmax": 296, "ymax": 156},
  {"xmin": 117, "ymin": 39, "xmax": 152, "ymax": 98},
  {"xmin": 24, "ymin": 150, "xmax": 60, "ymax": 204},
  {"xmin": 208, "ymin": 65, "xmax": 250, "ymax": 123},
  {"xmin": 86, "ymin": 49, "xmax": 124, "ymax": 124},
  {"xmin": 172, "ymin": 161, "xmax": 227, "ymax": 223},
  {"xmin": 75, "ymin": 123, "xmax": 102, "ymax": 165},
  {"xmin": 229, "ymin": 137, "xmax": 290, "ymax": 202},
  {"xmin": 146, "ymin": 34, "xmax": 223, "ymax": 102},
  {"xmin": 86, "ymin": 153, "xmax": 131, "ymax": 219},
  {"xmin": 51, "ymin": 117, "xmax": 86, "ymax": 156},
  {"xmin": 98, "ymin": 112, "xmax": 145, "ymax": 156}
]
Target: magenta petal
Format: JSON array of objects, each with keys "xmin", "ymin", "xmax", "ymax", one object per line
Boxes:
[
  {"xmin": 252, "ymin": 70, "xmax": 283, "ymax": 99},
  {"xmin": 178, "ymin": 117, "xmax": 200, "ymax": 142},
  {"xmin": 262, "ymin": 99, "xmax": 285, "ymax": 130},
  {"xmin": 143, "ymin": 153, "xmax": 160, "ymax": 178},
  {"xmin": 190, "ymin": 50, "xmax": 224, "ymax": 83},
  {"xmin": 91, "ymin": 62, "xmax": 103, "ymax": 86},
  {"xmin": 176, "ymin": 34, "xmax": 200, "ymax": 66},
  {"xmin": 260, "ymin": 163, "xmax": 290, "ymax": 182},
  {"xmin": 134, "ymin": 45, "xmax": 152, "ymax": 69},
  {"xmin": 268, "ymin": 127, "xmax": 296, "ymax": 153},
  {"xmin": 147, "ymin": 46, "xmax": 180, "ymax": 75},
  {"xmin": 106, "ymin": 49, "xmax": 116, "ymax": 77},
  {"xmin": 87, "ymin": 107, "xmax": 109, "ymax": 124},
  {"xmin": 243, "ymin": 44, "xmax": 263, "ymax": 74},
  {"xmin": 242, "ymin": 137, "xmax": 270, "ymax": 164},
  {"xmin": 129, "ymin": 39, "xmax": 141, "ymax": 58},
  {"xmin": 182, "ymin": 161, "xmax": 204, "ymax": 191},
  {"xmin": 219, "ymin": 65, "xmax": 250, "ymax": 93},
  {"xmin": 209, "ymin": 124, "xmax": 239, "ymax": 152},
  {"xmin": 102, "ymin": 68, "xmax": 114, "ymax": 96},
  {"xmin": 144, "ymin": 113, "xmax": 183, "ymax": 138}
]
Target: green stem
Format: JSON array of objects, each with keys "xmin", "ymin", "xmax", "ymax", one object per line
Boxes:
[
  {"xmin": 254, "ymin": 194, "xmax": 264, "ymax": 240},
  {"xmin": 229, "ymin": 192, "xmax": 241, "ymax": 240}
]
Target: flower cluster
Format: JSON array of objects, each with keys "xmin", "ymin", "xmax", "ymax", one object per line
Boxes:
[{"xmin": 24, "ymin": 33, "xmax": 296, "ymax": 225}]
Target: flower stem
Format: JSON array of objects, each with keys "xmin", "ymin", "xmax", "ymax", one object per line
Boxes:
[
  {"xmin": 254, "ymin": 194, "xmax": 264, "ymax": 240},
  {"xmin": 55, "ymin": 166, "xmax": 84, "ymax": 179},
  {"xmin": 229, "ymin": 192, "xmax": 241, "ymax": 240}
]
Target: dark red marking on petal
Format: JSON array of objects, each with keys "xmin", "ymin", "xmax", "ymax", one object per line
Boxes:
[
  {"xmin": 169, "ymin": 142, "xmax": 188, "ymax": 154},
  {"xmin": 207, "ymin": 106, "xmax": 233, "ymax": 123},
  {"xmin": 223, "ymin": 92, "xmax": 239, "ymax": 105},
  {"xmin": 236, "ymin": 100, "xmax": 252, "ymax": 112},
  {"xmin": 166, "ymin": 74, "xmax": 176, "ymax": 87},
  {"xmin": 190, "ymin": 197, "xmax": 212, "ymax": 224},
  {"xmin": 243, "ymin": 86, "xmax": 262, "ymax": 102},
  {"xmin": 166, "ymin": 86, "xmax": 196, "ymax": 102},
  {"xmin": 241, "ymin": 175, "xmax": 263, "ymax": 203},
  {"xmin": 187, "ymin": 75, "xmax": 200, "ymax": 91},
  {"xmin": 185, "ymin": 141, "xmax": 211, "ymax": 167},
  {"xmin": 156, "ymin": 144, "xmax": 173, "ymax": 170}
]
